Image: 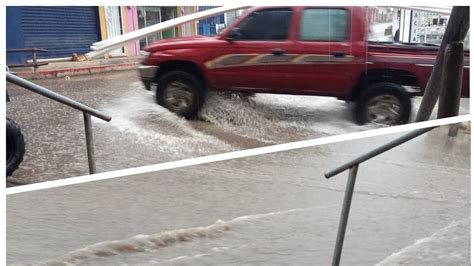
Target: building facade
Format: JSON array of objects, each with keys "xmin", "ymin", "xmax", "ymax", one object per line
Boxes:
[
  {"xmin": 197, "ymin": 6, "xmax": 225, "ymax": 36},
  {"xmin": 6, "ymin": 6, "xmax": 101, "ymax": 64},
  {"xmin": 6, "ymin": 6, "xmax": 205, "ymax": 65}
]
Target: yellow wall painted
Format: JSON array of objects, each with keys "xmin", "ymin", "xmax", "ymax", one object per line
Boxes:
[
  {"xmin": 98, "ymin": 7, "xmax": 109, "ymax": 59},
  {"xmin": 191, "ymin": 6, "xmax": 197, "ymax": 35},
  {"xmin": 121, "ymin": 6, "xmax": 129, "ymax": 56},
  {"xmin": 98, "ymin": 7, "xmax": 107, "ymax": 40},
  {"xmin": 99, "ymin": 6, "xmax": 129, "ymax": 57},
  {"xmin": 176, "ymin": 6, "xmax": 198, "ymax": 36},
  {"xmin": 176, "ymin": 6, "xmax": 182, "ymax": 36}
]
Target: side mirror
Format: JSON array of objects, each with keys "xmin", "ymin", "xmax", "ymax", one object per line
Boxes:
[{"xmin": 225, "ymin": 28, "xmax": 242, "ymax": 42}]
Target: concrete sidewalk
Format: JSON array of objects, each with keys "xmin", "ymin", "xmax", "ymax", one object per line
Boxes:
[
  {"xmin": 10, "ymin": 56, "xmax": 142, "ymax": 80},
  {"xmin": 6, "ymin": 126, "xmax": 470, "ymax": 264}
]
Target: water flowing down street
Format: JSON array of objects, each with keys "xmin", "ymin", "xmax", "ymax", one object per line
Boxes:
[
  {"xmin": 6, "ymin": 70, "xmax": 469, "ymax": 185},
  {"xmin": 7, "ymin": 126, "xmax": 470, "ymax": 265}
]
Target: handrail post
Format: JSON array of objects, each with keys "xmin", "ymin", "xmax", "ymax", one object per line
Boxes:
[
  {"xmin": 6, "ymin": 72, "xmax": 111, "ymax": 176},
  {"xmin": 32, "ymin": 49, "xmax": 38, "ymax": 70},
  {"xmin": 326, "ymin": 127, "xmax": 437, "ymax": 264},
  {"xmin": 448, "ymin": 123, "xmax": 460, "ymax": 137},
  {"xmin": 83, "ymin": 113, "xmax": 97, "ymax": 174},
  {"xmin": 332, "ymin": 164, "xmax": 359, "ymax": 266}
]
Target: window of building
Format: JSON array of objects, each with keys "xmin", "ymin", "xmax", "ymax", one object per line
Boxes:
[
  {"xmin": 138, "ymin": 6, "xmax": 178, "ymax": 50},
  {"xmin": 138, "ymin": 7, "xmax": 161, "ymax": 49}
]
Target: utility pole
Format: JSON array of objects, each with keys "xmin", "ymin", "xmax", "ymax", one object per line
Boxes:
[{"xmin": 415, "ymin": 6, "xmax": 469, "ymax": 122}]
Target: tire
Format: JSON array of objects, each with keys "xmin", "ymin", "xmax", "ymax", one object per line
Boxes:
[
  {"xmin": 355, "ymin": 82, "xmax": 411, "ymax": 125},
  {"xmin": 6, "ymin": 118, "xmax": 25, "ymax": 177},
  {"xmin": 156, "ymin": 71, "xmax": 206, "ymax": 119}
]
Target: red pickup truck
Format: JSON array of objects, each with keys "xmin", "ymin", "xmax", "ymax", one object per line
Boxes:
[{"xmin": 139, "ymin": 6, "xmax": 469, "ymax": 125}]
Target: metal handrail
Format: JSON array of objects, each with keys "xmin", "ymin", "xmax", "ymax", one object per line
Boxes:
[
  {"xmin": 325, "ymin": 127, "xmax": 437, "ymax": 179},
  {"xmin": 7, "ymin": 48, "xmax": 49, "ymax": 68},
  {"xmin": 6, "ymin": 72, "xmax": 112, "ymax": 174},
  {"xmin": 7, "ymin": 73, "xmax": 111, "ymax": 121},
  {"xmin": 325, "ymin": 126, "xmax": 437, "ymax": 266}
]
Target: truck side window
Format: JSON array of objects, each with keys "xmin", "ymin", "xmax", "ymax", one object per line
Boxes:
[
  {"xmin": 234, "ymin": 8, "xmax": 292, "ymax": 41},
  {"xmin": 300, "ymin": 9, "xmax": 348, "ymax": 41}
]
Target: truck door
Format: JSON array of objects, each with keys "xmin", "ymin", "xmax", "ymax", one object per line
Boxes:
[
  {"xmin": 208, "ymin": 7, "xmax": 298, "ymax": 91},
  {"xmin": 290, "ymin": 7, "xmax": 367, "ymax": 97}
]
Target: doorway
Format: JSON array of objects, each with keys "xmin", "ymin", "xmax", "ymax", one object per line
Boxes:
[{"xmin": 104, "ymin": 6, "xmax": 125, "ymax": 57}]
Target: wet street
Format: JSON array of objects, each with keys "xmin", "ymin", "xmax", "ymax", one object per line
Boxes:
[
  {"xmin": 6, "ymin": 70, "xmax": 469, "ymax": 185},
  {"xmin": 7, "ymin": 126, "xmax": 470, "ymax": 265}
]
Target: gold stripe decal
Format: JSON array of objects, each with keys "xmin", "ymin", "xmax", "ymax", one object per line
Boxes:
[{"xmin": 205, "ymin": 53, "xmax": 355, "ymax": 69}]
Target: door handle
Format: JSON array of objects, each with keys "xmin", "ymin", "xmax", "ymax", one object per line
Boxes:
[
  {"xmin": 331, "ymin": 52, "xmax": 347, "ymax": 58},
  {"xmin": 272, "ymin": 48, "xmax": 286, "ymax": 56}
]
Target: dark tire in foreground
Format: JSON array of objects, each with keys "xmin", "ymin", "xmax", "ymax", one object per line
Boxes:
[
  {"xmin": 355, "ymin": 82, "xmax": 411, "ymax": 125},
  {"xmin": 156, "ymin": 71, "xmax": 206, "ymax": 119},
  {"xmin": 6, "ymin": 118, "xmax": 25, "ymax": 177}
]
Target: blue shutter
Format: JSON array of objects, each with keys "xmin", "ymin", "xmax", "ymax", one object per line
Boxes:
[
  {"xmin": 20, "ymin": 6, "xmax": 100, "ymax": 59},
  {"xmin": 6, "ymin": 7, "xmax": 25, "ymax": 64}
]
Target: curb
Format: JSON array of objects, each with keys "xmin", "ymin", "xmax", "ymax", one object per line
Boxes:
[{"xmin": 15, "ymin": 62, "xmax": 140, "ymax": 80}]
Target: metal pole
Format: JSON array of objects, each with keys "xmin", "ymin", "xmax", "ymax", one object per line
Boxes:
[
  {"xmin": 437, "ymin": 42, "xmax": 464, "ymax": 118},
  {"xmin": 332, "ymin": 164, "xmax": 359, "ymax": 266},
  {"xmin": 32, "ymin": 50, "xmax": 38, "ymax": 71},
  {"xmin": 83, "ymin": 113, "xmax": 97, "ymax": 174},
  {"xmin": 448, "ymin": 123, "xmax": 461, "ymax": 137}
]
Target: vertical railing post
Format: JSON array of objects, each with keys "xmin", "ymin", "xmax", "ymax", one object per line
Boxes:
[
  {"xmin": 332, "ymin": 164, "xmax": 359, "ymax": 266},
  {"xmin": 83, "ymin": 112, "xmax": 97, "ymax": 174},
  {"xmin": 448, "ymin": 123, "xmax": 461, "ymax": 137},
  {"xmin": 32, "ymin": 49, "xmax": 38, "ymax": 70}
]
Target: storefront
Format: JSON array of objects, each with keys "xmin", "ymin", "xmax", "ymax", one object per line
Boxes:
[
  {"xmin": 6, "ymin": 5, "xmax": 204, "ymax": 64},
  {"xmin": 137, "ymin": 6, "xmax": 181, "ymax": 50},
  {"xmin": 101, "ymin": 6, "xmax": 126, "ymax": 57},
  {"xmin": 178, "ymin": 6, "xmax": 198, "ymax": 37},
  {"xmin": 6, "ymin": 6, "xmax": 101, "ymax": 64},
  {"xmin": 197, "ymin": 6, "xmax": 225, "ymax": 36}
]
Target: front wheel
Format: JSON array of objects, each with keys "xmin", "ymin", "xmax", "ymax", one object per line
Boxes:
[
  {"xmin": 355, "ymin": 82, "xmax": 411, "ymax": 125},
  {"xmin": 6, "ymin": 118, "xmax": 25, "ymax": 177},
  {"xmin": 156, "ymin": 71, "xmax": 205, "ymax": 119}
]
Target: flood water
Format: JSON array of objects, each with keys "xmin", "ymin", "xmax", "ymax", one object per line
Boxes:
[
  {"xmin": 6, "ymin": 70, "xmax": 470, "ymax": 185},
  {"xmin": 7, "ymin": 126, "xmax": 470, "ymax": 265}
]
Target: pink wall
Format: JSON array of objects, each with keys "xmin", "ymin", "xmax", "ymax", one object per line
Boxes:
[{"xmin": 125, "ymin": 6, "xmax": 140, "ymax": 56}]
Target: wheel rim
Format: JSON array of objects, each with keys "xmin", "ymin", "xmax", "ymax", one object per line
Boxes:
[
  {"xmin": 162, "ymin": 82, "xmax": 194, "ymax": 114},
  {"xmin": 366, "ymin": 94, "xmax": 402, "ymax": 124}
]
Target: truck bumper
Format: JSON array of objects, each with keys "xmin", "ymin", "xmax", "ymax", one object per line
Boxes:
[{"xmin": 138, "ymin": 65, "xmax": 158, "ymax": 90}]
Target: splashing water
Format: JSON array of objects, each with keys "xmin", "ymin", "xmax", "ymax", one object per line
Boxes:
[
  {"xmin": 199, "ymin": 91, "xmax": 382, "ymax": 144},
  {"xmin": 40, "ymin": 208, "xmax": 306, "ymax": 265},
  {"xmin": 376, "ymin": 218, "xmax": 470, "ymax": 265}
]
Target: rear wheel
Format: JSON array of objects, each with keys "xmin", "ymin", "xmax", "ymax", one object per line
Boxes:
[
  {"xmin": 6, "ymin": 118, "xmax": 25, "ymax": 177},
  {"xmin": 355, "ymin": 82, "xmax": 411, "ymax": 125},
  {"xmin": 156, "ymin": 71, "xmax": 205, "ymax": 119}
]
